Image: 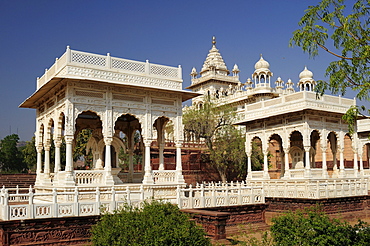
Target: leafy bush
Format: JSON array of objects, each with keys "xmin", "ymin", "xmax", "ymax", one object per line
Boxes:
[
  {"xmin": 91, "ymin": 200, "xmax": 211, "ymax": 246},
  {"xmin": 270, "ymin": 206, "xmax": 370, "ymax": 246}
]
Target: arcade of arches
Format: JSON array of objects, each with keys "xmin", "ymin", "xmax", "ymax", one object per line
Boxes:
[{"xmin": 246, "ymin": 129, "xmax": 370, "ymax": 179}]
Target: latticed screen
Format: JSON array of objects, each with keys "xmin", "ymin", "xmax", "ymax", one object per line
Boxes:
[
  {"xmin": 150, "ymin": 65, "xmax": 178, "ymax": 78},
  {"xmin": 71, "ymin": 52, "xmax": 106, "ymax": 67},
  {"xmin": 112, "ymin": 58, "xmax": 145, "ymax": 73}
]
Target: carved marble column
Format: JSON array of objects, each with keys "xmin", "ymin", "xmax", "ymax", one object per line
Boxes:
[
  {"xmin": 283, "ymin": 148, "xmax": 290, "ymax": 179},
  {"xmin": 246, "ymin": 151, "xmax": 252, "ymax": 180},
  {"xmin": 359, "ymin": 148, "xmax": 364, "ymax": 177},
  {"xmin": 263, "ymin": 150, "xmax": 270, "ymax": 179},
  {"xmin": 35, "ymin": 146, "xmax": 43, "ymax": 186},
  {"xmin": 353, "ymin": 148, "xmax": 359, "ymax": 177},
  {"xmin": 104, "ymin": 137, "xmax": 114, "ymax": 186},
  {"xmin": 65, "ymin": 136, "xmax": 73, "ymax": 172},
  {"xmin": 36, "ymin": 146, "xmax": 43, "ymax": 175},
  {"xmin": 54, "ymin": 140, "xmax": 62, "ymax": 173},
  {"xmin": 339, "ymin": 148, "xmax": 345, "ymax": 178},
  {"xmin": 63, "ymin": 135, "xmax": 75, "ymax": 186},
  {"xmin": 159, "ymin": 143, "xmax": 165, "ymax": 171},
  {"xmin": 304, "ymin": 146, "xmax": 311, "ymax": 178},
  {"xmin": 321, "ymin": 146, "xmax": 328, "ymax": 178},
  {"xmin": 175, "ymin": 141, "xmax": 185, "ymax": 184},
  {"xmin": 44, "ymin": 145, "xmax": 51, "ymax": 175},
  {"xmin": 142, "ymin": 139, "xmax": 153, "ymax": 184}
]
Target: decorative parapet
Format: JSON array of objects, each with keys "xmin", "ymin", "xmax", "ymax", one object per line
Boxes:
[
  {"xmin": 236, "ymin": 91, "xmax": 355, "ymax": 124},
  {"xmin": 36, "ymin": 47, "xmax": 182, "ymax": 90},
  {"xmin": 190, "ymin": 73, "xmax": 239, "ymax": 87},
  {"xmin": 357, "ymin": 119, "xmax": 370, "ymax": 133}
]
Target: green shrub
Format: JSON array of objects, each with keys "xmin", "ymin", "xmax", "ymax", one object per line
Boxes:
[
  {"xmin": 91, "ymin": 200, "xmax": 211, "ymax": 246},
  {"xmin": 270, "ymin": 206, "xmax": 369, "ymax": 246}
]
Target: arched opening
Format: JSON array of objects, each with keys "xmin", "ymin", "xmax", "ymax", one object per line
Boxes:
[
  {"xmin": 251, "ymin": 137, "xmax": 263, "ymax": 171},
  {"xmin": 74, "ymin": 111, "xmax": 102, "ymax": 170},
  {"xmin": 344, "ymin": 134, "xmax": 353, "ymax": 168},
  {"xmin": 268, "ymin": 134, "xmax": 283, "ymax": 178},
  {"xmin": 289, "ymin": 131, "xmax": 304, "ymax": 169},
  {"xmin": 310, "ymin": 130, "xmax": 320, "ymax": 168},
  {"xmin": 305, "ymin": 83, "xmax": 310, "ymax": 91},
  {"xmin": 327, "ymin": 131, "xmax": 338, "ymax": 176},
  {"xmin": 114, "ymin": 114, "xmax": 143, "ymax": 183},
  {"xmin": 153, "ymin": 117, "xmax": 172, "ymax": 171}
]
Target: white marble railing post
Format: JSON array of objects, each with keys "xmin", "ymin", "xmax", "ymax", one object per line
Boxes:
[{"xmin": 143, "ymin": 139, "xmax": 154, "ymax": 184}]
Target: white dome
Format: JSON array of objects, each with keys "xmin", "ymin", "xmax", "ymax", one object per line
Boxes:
[
  {"xmin": 299, "ymin": 66, "xmax": 313, "ymax": 79},
  {"xmin": 254, "ymin": 55, "xmax": 270, "ymax": 70}
]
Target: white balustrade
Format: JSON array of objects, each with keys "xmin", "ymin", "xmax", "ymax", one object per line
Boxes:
[
  {"xmin": 247, "ymin": 178, "xmax": 369, "ymax": 199},
  {"xmin": 74, "ymin": 170, "xmax": 104, "ymax": 185},
  {"xmin": 177, "ymin": 182, "xmax": 265, "ymax": 209},
  {"xmin": 37, "ymin": 48, "xmax": 182, "ymax": 90},
  {"xmin": 152, "ymin": 170, "xmax": 176, "ymax": 184}
]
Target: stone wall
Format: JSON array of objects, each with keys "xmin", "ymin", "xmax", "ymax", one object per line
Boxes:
[{"xmin": 0, "ymin": 216, "xmax": 99, "ymax": 246}]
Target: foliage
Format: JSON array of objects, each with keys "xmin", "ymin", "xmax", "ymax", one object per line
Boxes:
[
  {"xmin": 251, "ymin": 141, "xmax": 263, "ymax": 171},
  {"xmin": 21, "ymin": 137, "xmax": 37, "ymax": 171},
  {"xmin": 0, "ymin": 134, "xmax": 27, "ymax": 173},
  {"xmin": 118, "ymin": 131, "xmax": 143, "ymax": 171},
  {"xmin": 270, "ymin": 206, "xmax": 370, "ymax": 246},
  {"xmin": 228, "ymin": 225, "xmax": 274, "ymax": 246},
  {"xmin": 211, "ymin": 125, "xmax": 247, "ymax": 180},
  {"xmin": 183, "ymin": 99, "xmax": 246, "ymax": 182},
  {"xmin": 91, "ymin": 200, "xmax": 211, "ymax": 246},
  {"xmin": 73, "ymin": 129, "xmax": 93, "ymax": 166},
  {"xmin": 290, "ymin": 0, "xmax": 370, "ymax": 132}
]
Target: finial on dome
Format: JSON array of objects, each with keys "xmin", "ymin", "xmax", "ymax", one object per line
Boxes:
[
  {"xmin": 190, "ymin": 67, "xmax": 198, "ymax": 79},
  {"xmin": 212, "ymin": 36, "xmax": 216, "ymax": 46}
]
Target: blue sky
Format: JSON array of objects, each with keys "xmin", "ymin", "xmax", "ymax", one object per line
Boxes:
[{"xmin": 0, "ymin": 0, "xmax": 365, "ymax": 141}]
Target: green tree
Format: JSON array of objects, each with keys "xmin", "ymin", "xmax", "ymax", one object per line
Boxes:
[
  {"xmin": 91, "ymin": 200, "xmax": 211, "ymax": 246},
  {"xmin": 183, "ymin": 99, "xmax": 246, "ymax": 182},
  {"xmin": 73, "ymin": 129, "xmax": 93, "ymax": 166},
  {"xmin": 211, "ymin": 125, "xmax": 247, "ymax": 180},
  {"xmin": 271, "ymin": 206, "xmax": 370, "ymax": 246},
  {"xmin": 21, "ymin": 137, "xmax": 37, "ymax": 171},
  {"xmin": 0, "ymin": 134, "xmax": 27, "ymax": 172},
  {"xmin": 251, "ymin": 141, "xmax": 264, "ymax": 171},
  {"xmin": 290, "ymin": 0, "xmax": 370, "ymax": 132}
]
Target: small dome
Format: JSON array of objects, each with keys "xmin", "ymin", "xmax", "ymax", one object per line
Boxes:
[
  {"xmin": 232, "ymin": 64, "xmax": 240, "ymax": 72},
  {"xmin": 191, "ymin": 67, "xmax": 197, "ymax": 75},
  {"xmin": 254, "ymin": 55, "xmax": 270, "ymax": 70},
  {"xmin": 299, "ymin": 66, "xmax": 313, "ymax": 79}
]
